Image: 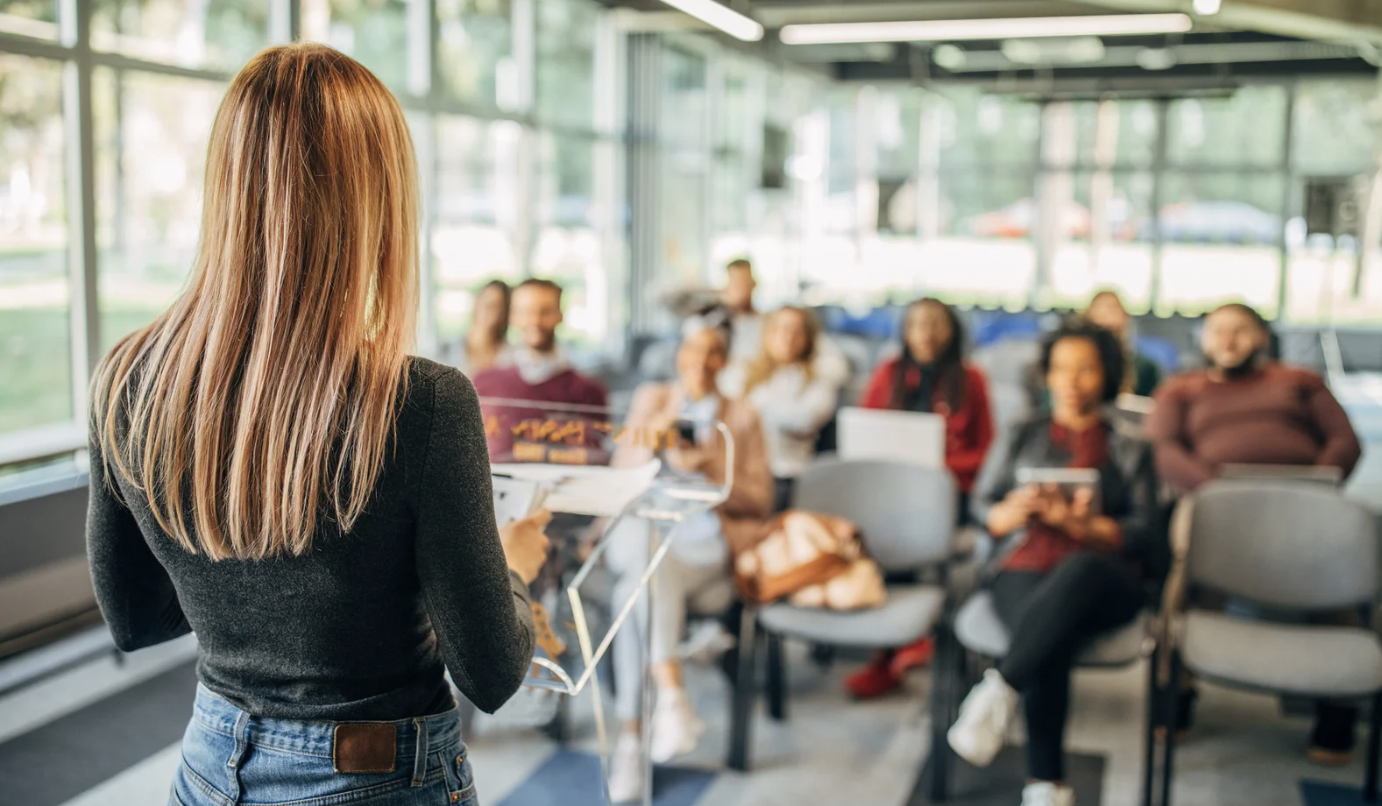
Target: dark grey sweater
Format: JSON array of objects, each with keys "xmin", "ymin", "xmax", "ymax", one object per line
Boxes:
[{"xmin": 86, "ymin": 358, "xmax": 535, "ymax": 720}]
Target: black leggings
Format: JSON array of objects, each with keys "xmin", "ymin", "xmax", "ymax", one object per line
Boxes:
[{"xmin": 991, "ymin": 552, "xmax": 1143, "ymax": 783}]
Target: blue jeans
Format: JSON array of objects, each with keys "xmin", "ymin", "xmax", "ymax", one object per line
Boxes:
[{"xmin": 171, "ymin": 685, "xmax": 477, "ymax": 806}]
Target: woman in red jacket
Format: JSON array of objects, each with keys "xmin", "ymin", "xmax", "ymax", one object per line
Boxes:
[{"xmin": 847, "ymin": 297, "xmax": 995, "ymax": 698}]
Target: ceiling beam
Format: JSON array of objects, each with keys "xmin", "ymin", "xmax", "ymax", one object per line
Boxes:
[{"xmin": 1078, "ymin": 0, "xmax": 1382, "ymax": 44}]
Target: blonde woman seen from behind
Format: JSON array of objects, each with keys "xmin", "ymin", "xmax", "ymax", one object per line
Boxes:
[
  {"xmin": 87, "ymin": 44, "xmax": 548, "ymax": 806},
  {"xmin": 721, "ymin": 306, "xmax": 844, "ymax": 511}
]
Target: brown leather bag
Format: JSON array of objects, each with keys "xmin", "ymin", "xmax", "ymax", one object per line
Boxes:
[{"xmin": 734, "ymin": 511, "xmax": 886, "ymax": 610}]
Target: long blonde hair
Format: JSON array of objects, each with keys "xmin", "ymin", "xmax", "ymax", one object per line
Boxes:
[
  {"xmin": 742, "ymin": 306, "xmax": 819, "ymax": 393},
  {"xmin": 92, "ymin": 44, "xmax": 419, "ymax": 561}
]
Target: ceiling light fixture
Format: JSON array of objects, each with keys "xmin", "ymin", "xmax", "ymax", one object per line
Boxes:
[
  {"xmin": 779, "ymin": 14, "xmax": 1193, "ymax": 45},
  {"xmin": 659, "ymin": 0, "xmax": 763, "ymax": 42},
  {"xmin": 1193, "ymin": 0, "xmax": 1222, "ymax": 15}
]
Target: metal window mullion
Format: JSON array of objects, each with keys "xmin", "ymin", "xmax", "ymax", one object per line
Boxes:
[
  {"xmin": 60, "ymin": 0, "xmax": 100, "ymax": 429},
  {"xmin": 1276, "ymin": 81, "xmax": 1296, "ymax": 321},
  {"xmin": 1148, "ymin": 98, "xmax": 1170, "ymax": 315},
  {"xmin": 269, "ymin": 0, "xmax": 300, "ymax": 42}
]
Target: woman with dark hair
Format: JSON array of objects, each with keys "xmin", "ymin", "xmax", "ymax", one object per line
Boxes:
[
  {"xmin": 1084, "ymin": 289, "xmax": 1161, "ymax": 397},
  {"xmin": 445, "ymin": 279, "xmax": 512, "ymax": 375},
  {"xmin": 947, "ymin": 322, "xmax": 1164, "ymax": 806},
  {"xmin": 846, "ymin": 298, "xmax": 994, "ymax": 698}
]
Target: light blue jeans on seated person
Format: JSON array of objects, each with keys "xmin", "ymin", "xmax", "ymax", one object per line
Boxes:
[
  {"xmin": 171, "ymin": 684, "xmax": 476, "ymax": 806},
  {"xmin": 607, "ymin": 513, "xmax": 729, "ymax": 722}
]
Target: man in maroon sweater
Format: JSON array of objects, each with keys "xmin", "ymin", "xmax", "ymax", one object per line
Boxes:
[
  {"xmin": 1146, "ymin": 303, "xmax": 1361, "ymax": 493},
  {"xmin": 1148, "ymin": 302, "xmax": 1364, "ymax": 763},
  {"xmin": 471, "ymin": 279, "xmax": 608, "ymax": 463}
]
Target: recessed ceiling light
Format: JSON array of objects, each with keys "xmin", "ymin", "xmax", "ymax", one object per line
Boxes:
[
  {"xmin": 658, "ymin": 0, "xmax": 763, "ymax": 42},
  {"xmin": 779, "ymin": 14, "xmax": 1194, "ymax": 45}
]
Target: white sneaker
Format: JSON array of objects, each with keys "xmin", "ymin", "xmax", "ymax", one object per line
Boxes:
[
  {"xmin": 649, "ymin": 689, "xmax": 704, "ymax": 763},
  {"xmin": 946, "ymin": 668, "xmax": 1019, "ymax": 767},
  {"xmin": 1021, "ymin": 781, "xmax": 1074, "ymax": 806},
  {"xmin": 607, "ymin": 732, "xmax": 645, "ymax": 804},
  {"xmin": 679, "ymin": 620, "xmax": 736, "ymax": 664}
]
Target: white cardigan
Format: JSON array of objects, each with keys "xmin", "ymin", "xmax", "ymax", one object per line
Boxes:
[{"xmin": 721, "ymin": 361, "xmax": 843, "ymax": 479}]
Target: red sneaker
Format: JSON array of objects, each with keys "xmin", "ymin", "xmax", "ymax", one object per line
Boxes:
[
  {"xmin": 845, "ymin": 652, "xmax": 903, "ymax": 699},
  {"xmin": 889, "ymin": 637, "xmax": 935, "ymax": 676}
]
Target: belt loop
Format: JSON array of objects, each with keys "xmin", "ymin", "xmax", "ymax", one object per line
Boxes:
[
  {"xmin": 411, "ymin": 718, "xmax": 428, "ymax": 787},
  {"xmin": 227, "ymin": 710, "xmax": 251, "ymax": 802}
]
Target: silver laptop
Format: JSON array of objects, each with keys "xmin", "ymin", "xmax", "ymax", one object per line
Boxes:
[
  {"xmin": 837, "ymin": 407, "xmax": 946, "ymax": 469},
  {"xmin": 1218, "ymin": 464, "xmax": 1343, "ymax": 486}
]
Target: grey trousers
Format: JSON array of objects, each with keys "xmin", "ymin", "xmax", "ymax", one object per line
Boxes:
[{"xmin": 606, "ymin": 516, "xmax": 729, "ymax": 722}]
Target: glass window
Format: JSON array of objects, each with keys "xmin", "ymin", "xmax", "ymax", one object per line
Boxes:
[
  {"xmin": 92, "ymin": 0, "xmax": 271, "ymax": 71},
  {"xmin": 1048, "ymin": 99, "xmax": 1158, "ymax": 169},
  {"xmin": 1167, "ymin": 86, "xmax": 1286, "ymax": 167},
  {"xmin": 0, "ymin": 0, "xmax": 58, "ymax": 40},
  {"xmin": 1293, "ymin": 81, "xmax": 1379, "ymax": 176},
  {"xmin": 659, "ymin": 149, "xmax": 708, "ymax": 287},
  {"xmin": 661, "ymin": 44, "xmax": 707, "ymax": 151},
  {"xmin": 532, "ymin": 134, "xmax": 608, "ymax": 347},
  {"xmin": 936, "ymin": 88, "xmax": 1040, "ymax": 167},
  {"xmin": 535, "ymin": 0, "xmax": 596, "ymax": 129},
  {"xmin": 302, "ymin": 0, "xmax": 414, "ymax": 92},
  {"xmin": 436, "ymin": 0, "xmax": 514, "ymax": 108},
  {"xmin": 94, "ymin": 70, "xmax": 224, "ymax": 351},
  {"xmin": 1284, "ymin": 179, "xmax": 1382, "ymax": 325},
  {"xmin": 1046, "ymin": 171, "xmax": 1156, "ymax": 309},
  {"xmin": 0, "ymin": 55, "xmax": 70, "ymax": 434},
  {"xmin": 1157, "ymin": 172, "xmax": 1285, "ymax": 316},
  {"xmin": 920, "ymin": 168, "xmax": 1037, "ymax": 308},
  {"xmin": 432, "ymin": 115, "xmax": 524, "ymax": 345}
]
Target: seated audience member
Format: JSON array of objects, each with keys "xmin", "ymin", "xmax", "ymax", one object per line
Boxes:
[
  {"xmin": 442, "ymin": 279, "xmax": 511, "ymax": 376},
  {"xmin": 471, "ymin": 279, "xmax": 608, "ymax": 462},
  {"xmin": 948, "ymin": 322, "xmax": 1163, "ymax": 806},
  {"xmin": 1146, "ymin": 301, "xmax": 1363, "ymax": 762},
  {"xmin": 721, "ymin": 306, "xmax": 845, "ymax": 511},
  {"xmin": 721, "ymin": 258, "xmax": 762, "ymax": 366},
  {"xmin": 1084, "ymin": 289, "xmax": 1162, "ymax": 397},
  {"xmin": 1146, "ymin": 302, "xmax": 1361, "ymax": 493},
  {"xmin": 846, "ymin": 297, "xmax": 994, "ymax": 699},
  {"xmin": 605, "ymin": 321, "xmax": 773, "ymax": 803}
]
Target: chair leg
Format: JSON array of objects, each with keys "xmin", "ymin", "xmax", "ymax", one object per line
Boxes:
[
  {"xmin": 1160, "ymin": 652, "xmax": 1182, "ymax": 806},
  {"xmin": 1365, "ymin": 691, "xmax": 1382, "ymax": 803},
  {"xmin": 727, "ymin": 609, "xmax": 760, "ymax": 772},
  {"xmin": 809, "ymin": 643, "xmax": 836, "ymax": 669},
  {"xmin": 928, "ymin": 626, "xmax": 956, "ymax": 803},
  {"xmin": 766, "ymin": 634, "xmax": 788, "ymax": 722},
  {"xmin": 1142, "ymin": 647, "xmax": 1161, "ymax": 806}
]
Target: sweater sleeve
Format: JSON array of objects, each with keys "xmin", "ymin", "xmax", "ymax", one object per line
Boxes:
[
  {"xmin": 1145, "ymin": 381, "xmax": 1216, "ymax": 492},
  {"xmin": 947, "ymin": 368, "xmax": 995, "ymax": 481},
  {"xmin": 86, "ymin": 428, "xmax": 192, "ymax": 652},
  {"xmin": 719, "ymin": 405, "xmax": 775, "ymax": 523},
  {"xmin": 971, "ymin": 422, "xmax": 1022, "ymax": 529},
  {"xmin": 1112, "ymin": 439, "xmax": 1164, "ymax": 564},
  {"xmin": 1305, "ymin": 375, "xmax": 1363, "ymax": 479},
  {"xmin": 414, "ymin": 369, "xmax": 536, "ymax": 714},
  {"xmin": 754, "ymin": 374, "xmax": 839, "ymax": 436},
  {"xmin": 860, "ymin": 362, "xmax": 894, "ymax": 410}
]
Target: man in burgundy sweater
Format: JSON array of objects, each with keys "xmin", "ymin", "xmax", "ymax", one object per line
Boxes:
[
  {"xmin": 471, "ymin": 279, "xmax": 608, "ymax": 463},
  {"xmin": 1146, "ymin": 303, "xmax": 1361, "ymax": 493},
  {"xmin": 1147, "ymin": 302, "xmax": 1364, "ymax": 763}
]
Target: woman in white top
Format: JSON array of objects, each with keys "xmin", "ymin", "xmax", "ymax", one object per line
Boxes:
[{"xmin": 722, "ymin": 306, "xmax": 845, "ymax": 510}]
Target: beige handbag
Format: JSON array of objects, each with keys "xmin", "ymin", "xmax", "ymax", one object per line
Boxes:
[{"xmin": 734, "ymin": 511, "xmax": 886, "ymax": 611}]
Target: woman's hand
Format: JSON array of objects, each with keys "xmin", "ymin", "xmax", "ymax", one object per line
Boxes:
[
  {"xmin": 1035, "ymin": 487, "xmax": 1121, "ymax": 549},
  {"xmin": 500, "ymin": 509, "xmax": 552, "ymax": 584},
  {"xmin": 987, "ymin": 485, "xmax": 1041, "ymax": 537}
]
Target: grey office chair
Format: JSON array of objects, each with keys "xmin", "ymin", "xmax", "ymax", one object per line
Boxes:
[
  {"xmin": 728, "ymin": 458, "xmax": 956, "ymax": 772},
  {"xmin": 1152, "ymin": 481, "xmax": 1382, "ymax": 805}
]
